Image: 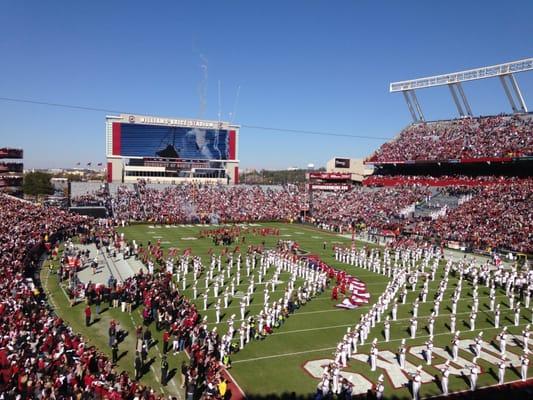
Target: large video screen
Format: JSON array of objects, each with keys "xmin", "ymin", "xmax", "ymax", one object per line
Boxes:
[
  {"xmin": 334, "ymin": 158, "xmax": 350, "ymax": 168},
  {"xmin": 120, "ymin": 124, "xmax": 230, "ymax": 160}
]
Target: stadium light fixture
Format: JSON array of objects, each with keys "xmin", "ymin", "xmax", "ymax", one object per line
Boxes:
[{"xmin": 390, "ymin": 58, "xmax": 532, "ymax": 122}]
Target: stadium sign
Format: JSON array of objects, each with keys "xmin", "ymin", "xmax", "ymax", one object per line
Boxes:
[
  {"xmin": 120, "ymin": 114, "xmax": 229, "ymax": 129},
  {"xmin": 309, "ymin": 184, "xmax": 350, "ymax": 191},
  {"xmin": 308, "ymin": 172, "xmax": 351, "ymax": 180}
]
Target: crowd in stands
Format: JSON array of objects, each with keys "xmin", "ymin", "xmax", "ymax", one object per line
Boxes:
[
  {"xmin": 1, "ymin": 163, "xmax": 532, "ymax": 397},
  {"xmin": 311, "ymin": 186, "xmax": 431, "ymax": 232},
  {"xmin": 113, "ymin": 185, "xmax": 144, "ymax": 220},
  {"xmin": 107, "ymin": 179, "xmax": 533, "ymax": 253},
  {"xmin": 112, "ymin": 181, "xmax": 306, "ymax": 224},
  {"xmin": 61, "ymin": 172, "xmax": 533, "ymax": 255},
  {"xmin": 411, "ymin": 179, "xmax": 533, "ymax": 253},
  {"xmin": 368, "ymin": 114, "xmax": 533, "ymax": 162},
  {"xmin": 111, "ymin": 182, "xmax": 433, "ymax": 234},
  {"xmin": 0, "ymin": 194, "xmax": 236, "ymax": 398},
  {"xmin": 363, "ymin": 174, "xmax": 526, "ymax": 187},
  {"xmin": 71, "ymin": 186, "xmax": 111, "ymax": 208},
  {"xmin": 0, "ymin": 196, "xmax": 138, "ymax": 398}
]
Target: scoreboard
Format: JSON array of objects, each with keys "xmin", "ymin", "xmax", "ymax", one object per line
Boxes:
[{"xmin": 106, "ymin": 114, "xmax": 240, "ymax": 184}]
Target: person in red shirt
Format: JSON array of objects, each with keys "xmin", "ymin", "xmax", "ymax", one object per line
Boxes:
[
  {"xmin": 162, "ymin": 330, "xmax": 170, "ymax": 354},
  {"xmin": 331, "ymin": 285, "xmax": 339, "ymax": 301},
  {"xmin": 84, "ymin": 305, "xmax": 92, "ymax": 327}
]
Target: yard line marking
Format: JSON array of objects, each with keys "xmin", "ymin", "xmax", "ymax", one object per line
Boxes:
[
  {"xmin": 234, "ymin": 322, "xmax": 532, "ymax": 364},
  {"xmin": 271, "ymin": 323, "xmax": 353, "ymax": 335},
  {"xmin": 202, "ymin": 292, "xmax": 511, "ymax": 325},
  {"xmin": 243, "ymin": 304, "xmax": 520, "ymax": 337},
  {"xmin": 150, "ymin": 365, "xmax": 161, "ymax": 384},
  {"xmin": 55, "ymin": 274, "xmax": 72, "ymax": 304},
  {"xmin": 233, "ymin": 346, "xmax": 336, "ymax": 364},
  {"xmin": 206, "ymin": 308, "xmax": 346, "ymax": 325}
]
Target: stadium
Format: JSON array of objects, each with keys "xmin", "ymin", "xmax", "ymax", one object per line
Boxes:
[
  {"xmin": 1, "ymin": 4, "xmax": 533, "ymax": 399},
  {"xmin": 3, "ymin": 57, "xmax": 533, "ymax": 400}
]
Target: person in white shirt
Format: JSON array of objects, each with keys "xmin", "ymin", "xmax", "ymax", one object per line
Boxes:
[
  {"xmin": 398, "ymin": 339, "xmax": 406, "ymax": 369},
  {"xmin": 494, "ymin": 305, "xmax": 501, "ymax": 328},
  {"xmin": 450, "ymin": 313, "xmax": 457, "ymax": 333},
  {"xmin": 215, "ymin": 299, "xmax": 221, "ymax": 323},
  {"xmin": 410, "ymin": 317, "xmax": 417, "ymax": 339},
  {"xmin": 498, "ymin": 356, "xmax": 506, "ymax": 385},
  {"xmin": 514, "ymin": 303, "xmax": 521, "ymax": 326},
  {"xmin": 411, "ymin": 366, "xmax": 423, "ymax": 400},
  {"xmin": 203, "ymin": 292, "xmax": 208, "ymax": 311},
  {"xmin": 499, "ymin": 327, "xmax": 508, "ymax": 354},
  {"xmin": 425, "ymin": 336, "xmax": 434, "ymax": 365},
  {"xmin": 469, "ymin": 363, "xmax": 480, "ymax": 391},
  {"xmin": 520, "ymin": 351, "xmax": 529, "ymax": 381},
  {"xmin": 440, "ymin": 360, "xmax": 450, "ymax": 395},
  {"xmin": 384, "ymin": 317, "xmax": 391, "ymax": 342},
  {"xmin": 375, "ymin": 374, "xmax": 385, "ymax": 399},
  {"xmin": 370, "ymin": 339, "xmax": 378, "ymax": 371},
  {"xmin": 522, "ymin": 324, "xmax": 530, "ymax": 351}
]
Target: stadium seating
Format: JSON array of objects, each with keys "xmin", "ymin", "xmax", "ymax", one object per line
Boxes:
[
  {"xmin": 411, "ymin": 179, "xmax": 533, "ymax": 253},
  {"xmin": 363, "ymin": 175, "xmax": 521, "ymax": 187},
  {"xmin": 311, "ymin": 186, "xmax": 431, "ymax": 232},
  {"xmin": 0, "ymin": 194, "xmax": 235, "ymax": 398},
  {"xmin": 367, "ymin": 114, "xmax": 533, "ymax": 163},
  {"xmin": 112, "ymin": 180, "xmax": 306, "ymax": 224},
  {"xmin": 106, "ymin": 179, "xmax": 533, "ymax": 253},
  {"xmin": 0, "ymin": 196, "xmax": 134, "ymax": 397}
]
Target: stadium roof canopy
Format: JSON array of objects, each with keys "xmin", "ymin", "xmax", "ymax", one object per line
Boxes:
[{"xmin": 390, "ymin": 58, "xmax": 532, "ymax": 122}]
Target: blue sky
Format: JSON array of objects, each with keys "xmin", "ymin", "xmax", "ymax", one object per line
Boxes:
[{"xmin": 0, "ymin": 1, "xmax": 532, "ymax": 169}]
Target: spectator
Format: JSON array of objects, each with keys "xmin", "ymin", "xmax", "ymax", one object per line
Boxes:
[{"xmin": 368, "ymin": 114, "xmax": 533, "ymax": 163}]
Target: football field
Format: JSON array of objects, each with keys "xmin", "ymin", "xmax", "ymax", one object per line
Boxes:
[{"xmin": 42, "ymin": 222, "xmax": 532, "ymax": 399}]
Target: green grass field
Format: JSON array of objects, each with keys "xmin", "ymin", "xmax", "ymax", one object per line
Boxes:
[{"xmin": 42, "ymin": 222, "xmax": 532, "ymax": 399}]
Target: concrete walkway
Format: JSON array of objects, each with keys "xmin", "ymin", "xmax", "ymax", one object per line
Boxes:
[{"xmin": 76, "ymin": 244, "xmax": 147, "ymax": 285}]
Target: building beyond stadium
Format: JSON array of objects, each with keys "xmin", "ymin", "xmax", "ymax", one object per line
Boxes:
[
  {"xmin": 106, "ymin": 114, "xmax": 240, "ymax": 184},
  {"xmin": 0, "ymin": 148, "xmax": 23, "ymax": 197}
]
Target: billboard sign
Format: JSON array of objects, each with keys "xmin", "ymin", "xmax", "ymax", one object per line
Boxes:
[
  {"xmin": 309, "ymin": 183, "xmax": 351, "ymax": 191},
  {"xmin": 308, "ymin": 172, "xmax": 351, "ymax": 180}
]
